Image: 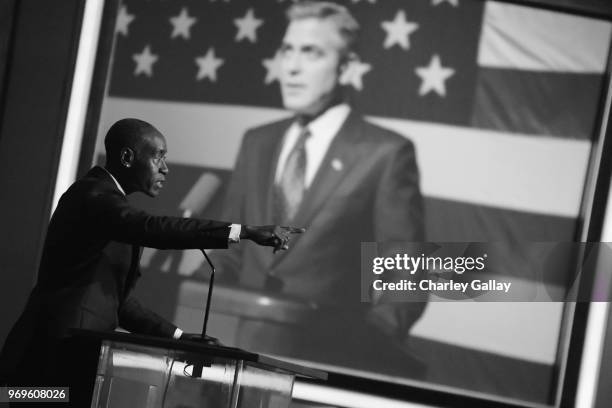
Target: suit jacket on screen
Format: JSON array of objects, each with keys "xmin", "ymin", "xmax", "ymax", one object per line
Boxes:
[{"xmin": 214, "ymin": 111, "xmax": 427, "ymax": 371}]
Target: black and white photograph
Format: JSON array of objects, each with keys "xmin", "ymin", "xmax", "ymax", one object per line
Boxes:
[{"xmin": 1, "ymin": 0, "xmax": 612, "ymax": 407}]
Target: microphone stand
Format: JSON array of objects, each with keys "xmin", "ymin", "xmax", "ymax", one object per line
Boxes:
[
  {"xmin": 200, "ymin": 249, "xmax": 215, "ymax": 339},
  {"xmin": 188, "ymin": 249, "xmax": 216, "ymax": 378}
]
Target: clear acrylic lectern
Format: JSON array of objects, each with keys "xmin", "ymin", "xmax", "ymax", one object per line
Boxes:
[{"xmin": 71, "ymin": 330, "xmax": 326, "ymax": 408}]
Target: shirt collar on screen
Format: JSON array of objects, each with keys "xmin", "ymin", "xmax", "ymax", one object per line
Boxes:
[{"xmin": 276, "ymin": 104, "xmax": 351, "ymax": 188}]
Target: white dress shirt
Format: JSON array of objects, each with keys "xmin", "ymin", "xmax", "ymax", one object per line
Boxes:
[{"xmin": 274, "ymin": 104, "xmax": 351, "ymax": 188}]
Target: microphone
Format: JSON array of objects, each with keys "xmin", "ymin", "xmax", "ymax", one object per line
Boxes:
[{"xmin": 179, "ymin": 172, "xmax": 221, "ymax": 217}]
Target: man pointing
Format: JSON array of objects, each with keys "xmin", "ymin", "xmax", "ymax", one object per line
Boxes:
[{"xmin": 0, "ymin": 118, "xmax": 303, "ymax": 402}]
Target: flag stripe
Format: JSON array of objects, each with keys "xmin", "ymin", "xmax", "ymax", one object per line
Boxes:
[
  {"xmin": 425, "ymin": 197, "xmax": 576, "ymax": 242},
  {"xmin": 425, "ymin": 198, "xmax": 577, "ymax": 287},
  {"xmin": 367, "ymin": 117, "xmax": 589, "ymax": 218},
  {"xmin": 478, "ymin": 1, "xmax": 612, "ymax": 73},
  {"xmin": 97, "ymin": 97, "xmax": 289, "ymax": 169},
  {"xmin": 99, "ymin": 97, "xmax": 591, "ymax": 218},
  {"xmin": 411, "ymin": 302, "xmax": 563, "ymax": 364},
  {"xmin": 471, "ymin": 68, "xmax": 604, "ymax": 139}
]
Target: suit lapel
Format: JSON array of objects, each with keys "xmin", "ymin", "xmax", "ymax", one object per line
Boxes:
[
  {"xmin": 297, "ymin": 113, "xmax": 364, "ymax": 226},
  {"xmin": 88, "ymin": 166, "xmax": 124, "ymax": 194},
  {"xmin": 123, "ymin": 244, "xmax": 142, "ymax": 299},
  {"xmin": 271, "ymin": 113, "xmax": 365, "ymax": 267},
  {"xmin": 88, "ymin": 167, "xmax": 140, "ymax": 299},
  {"xmin": 262, "ymin": 121, "xmax": 293, "ymax": 224}
]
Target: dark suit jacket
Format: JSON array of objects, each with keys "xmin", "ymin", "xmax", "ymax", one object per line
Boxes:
[
  {"xmin": 214, "ymin": 111, "xmax": 427, "ymax": 372},
  {"xmin": 0, "ymin": 166, "xmax": 232, "ymax": 384}
]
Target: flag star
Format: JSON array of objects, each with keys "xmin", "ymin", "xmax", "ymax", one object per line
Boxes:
[
  {"xmin": 234, "ymin": 8, "xmax": 264, "ymax": 43},
  {"xmin": 169, "ymin": 7, "xmax": 197, "ymax": 40},
  {"xmin": 432, "ymin": 0, "xmax": 459, "ymax": 6},
  {"xmin": 116, "ymin": 5, "xmax": 135, "ymax": 36},
  {"xmin": 415, "ymin": 55, "xmax": 455, "ymax": 97},
  {"xmin": 381, "ymin": 10, "xmax": 419, "ymax": 50},
  {"xmin": 340, "ymin": 60, "xmax": 372, "ymax": 91},
  {"xmin": 195, "ymin": 48, "xmax": 224, "ymax": 82},
  {"xmin": 132, "ymin": 45, "xmax": 158, "ymax": 77},
  {"xmin": 262, "ymin": 52, "xmax": 281, "ymax": 85}
]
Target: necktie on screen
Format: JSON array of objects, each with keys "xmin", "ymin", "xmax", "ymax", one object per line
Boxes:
[{"xmin": 274, "ymin": 126, "xmax": 311, "ymax": 225}]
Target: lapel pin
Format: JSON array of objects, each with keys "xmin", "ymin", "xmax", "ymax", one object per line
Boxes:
[{"xmin": 331, "ymin": 158, "xmax": 343, "ymax": 171}]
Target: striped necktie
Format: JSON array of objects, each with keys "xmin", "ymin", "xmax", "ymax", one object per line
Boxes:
[{"xmin": 274, "ymin": 126, "xmax": 311, "ymax": 224}]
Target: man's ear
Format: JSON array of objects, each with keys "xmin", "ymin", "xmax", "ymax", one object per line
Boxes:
[{"xmin": 120, "ymin": 147, "xmax": 135, "ymax": 168}]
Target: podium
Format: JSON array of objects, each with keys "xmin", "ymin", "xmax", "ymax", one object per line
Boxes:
[{"xmin": 70, "ymin": 330, "xmax": 326, "ymax": 408}]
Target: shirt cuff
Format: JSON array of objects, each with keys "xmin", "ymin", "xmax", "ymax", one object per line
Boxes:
[
  {"xmin": 173, "ymin": 328, "xmax": 183, "ymax": 339},
  {"xmin": 229, "ymin": 224, "xmax": 241, "ymax": 243}
]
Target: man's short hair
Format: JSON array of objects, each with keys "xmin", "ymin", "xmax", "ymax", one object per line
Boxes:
[
  {"xmin": 286, "ymin": 1, "xmax": 360, "ymax": 55},
  {"xmin": 104, "ymin": 118, "xmax": 159, "ymax": 163}
]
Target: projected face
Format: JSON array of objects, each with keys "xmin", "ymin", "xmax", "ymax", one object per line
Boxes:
[{"xmin": 279, "ymin": 18, "xmax": 345, "ymax": 116}]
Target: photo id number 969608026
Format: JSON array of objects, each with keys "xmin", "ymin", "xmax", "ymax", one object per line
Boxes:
[{"xmin": 0, "ymin": 387, "xmax": 69, "ymax": 402}]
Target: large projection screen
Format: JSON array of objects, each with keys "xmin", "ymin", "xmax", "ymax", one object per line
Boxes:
[{"xmin": 81, "ymin": 0, "xmax": 612, "ymax": 405}]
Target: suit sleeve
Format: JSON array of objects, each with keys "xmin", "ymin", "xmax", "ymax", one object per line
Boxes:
[
  {"xmin": 85, "ymin": 187, "xmax": 231, "ymax": 250},
  {"xmin": 118, "ymin": 295, "xmax": 177, "ymax": 338},
  {"xmin": 369, "ymin": 139, "xmax": 427, "ymax": 340},
  {"xmin": 374, "ymin": 140, "xmax": 424, "ymax": 242}
]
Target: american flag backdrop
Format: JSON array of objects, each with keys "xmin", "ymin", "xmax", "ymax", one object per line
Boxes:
[
  {"xmin": 101, "ymin": 0, "xmax": 611, "ymax": 242},
  {"xmin": 95, "ymin": 0, "xmax": 611, "ymax": 398}
]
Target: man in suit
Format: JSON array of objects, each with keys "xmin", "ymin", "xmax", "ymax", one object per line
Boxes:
[
  {"xmin": 0, "ymin": 118, "xmax": 301, "ymax": 404},
  {"xmin": 210, "ymin": 1, "xmax": 427, "ymax": 376}
]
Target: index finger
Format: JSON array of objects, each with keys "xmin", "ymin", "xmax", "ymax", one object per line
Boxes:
[{"xmin": 282, "ymin": 226, "xmax": 306, "ymax": 234}]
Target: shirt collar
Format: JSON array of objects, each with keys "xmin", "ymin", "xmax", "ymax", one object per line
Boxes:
[
  {"xmin": 300, "ymin": 103, "xmax": 351, "ymax": 137},
  {"xmin": 100, "ymin": 166, "xmax": 126, "ymax": 196}
]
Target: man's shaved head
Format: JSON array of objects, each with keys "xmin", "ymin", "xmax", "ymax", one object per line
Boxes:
[
  {"xmin": 103, "ymin": 118, "xmax": 169, "ymax": 197},
  {"xmin": 104, "ymin": 118, "xmax": 161, "ymax": 164}
]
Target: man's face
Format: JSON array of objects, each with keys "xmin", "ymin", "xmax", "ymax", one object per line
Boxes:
[
  {"xmin": 279, "ymin": 18, "xmax": 345, "ymax": 116},
  {"xmin": 130, "ymin": 132, "xmax": 168, "ymax": 197}
]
